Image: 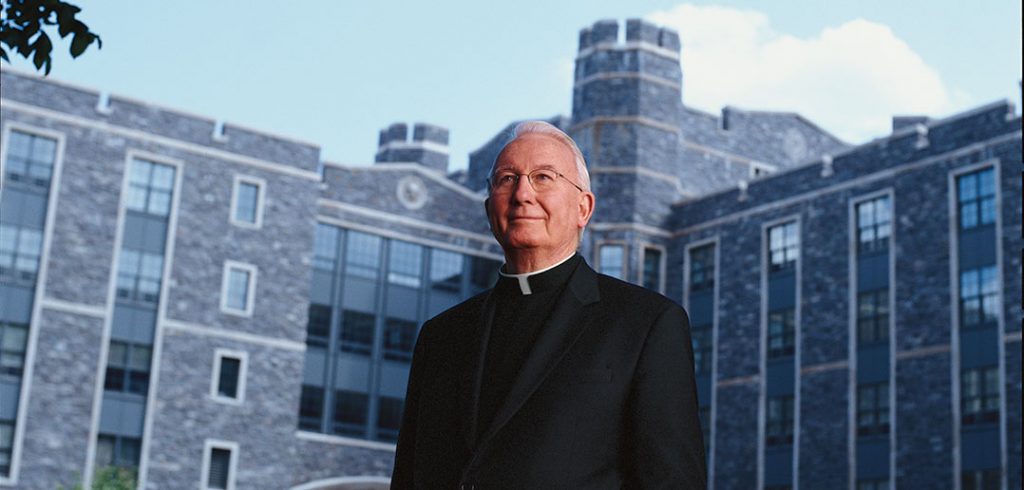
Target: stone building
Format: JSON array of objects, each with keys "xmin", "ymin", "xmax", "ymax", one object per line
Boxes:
[{"xmin": 0, "ymin": 17, "xmax": 1020, "ymax": 490}]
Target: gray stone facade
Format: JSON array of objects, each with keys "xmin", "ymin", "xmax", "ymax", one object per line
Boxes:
[{"xmin": 1, "ymin": 15, "xmax": 1021, "ymax": 490}]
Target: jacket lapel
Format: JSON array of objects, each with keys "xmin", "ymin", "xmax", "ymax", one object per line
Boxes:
[{"xmin": 472, "ymin": 261, "xmax": 601, "ymax": 453}]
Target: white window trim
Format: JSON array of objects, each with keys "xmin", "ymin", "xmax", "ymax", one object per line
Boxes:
[
  {"xmin": 638, "ymin": 243, "xmax": 667, "ymax": 294},
  {"xmin": 757, "ymin": 214, "xmax": 802, "ymax": 490},
  {"xmin": 594, "ymin": 240, "xmax": 628, "ymax": 281},
  {"xmin": 229, "ymin": 174, "xmax": 266, "ymax": 229},
  {"xmin": 0, "ymin": 123, "xmax": 66, "ymax": 486},
  {"xmin": 220, "ymin": 261, "xmax": 257, "ymax": 317},
  {"xmin": 209, "ymin": 348, "xmax": 249, "ymax": 405},
  {"xmin": 846, "ymin": 188, "xmax": 897, "ymax": 490},
  {"xmin": 947, "ymin": 160, "xmax": 1007, "ymax": 489},
  {"xmin": 682, "ymin": 236, "xmax": 720, "ymax": 485},
  {"xmin": 200, "ymin": 439, "xmax": 239, "ymax": 490}
]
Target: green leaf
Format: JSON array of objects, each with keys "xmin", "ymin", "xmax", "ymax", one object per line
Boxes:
[{"xmin": 69, "ymin": 32, "xmax": 91, "ymax": 57}]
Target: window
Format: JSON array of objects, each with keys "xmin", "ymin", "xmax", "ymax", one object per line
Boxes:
[
  {"xmin": 201, "ymin": 440, "xmax": 238, "ymax": 490},
  {"xmin": 313, "ymin": 223, "xmax": 340, "ymax": 271},
  {"xmin": 856, "ymin": 479, "xmax": 889, "ymax": 490},
  {"xmin": 339, "ymin": 310, "xmax": 374, "ymax": 355},
  {"xmin": 377, "ymin": 396, "xmax": 404, "ymax": 442},
  {"xmin": 220, "ymin": 262, "xmax": 256, "ymax": 316},
  {"xmin": 211, "ymin": 350, "xmax": 246, "ymax": 403},
  {"xmin": 115, "ymin": 249, "xmax": 164, "ymax": 304},
  {"xmin": 856, "ymin": 196, "xmax": 891, "ymax": 253},
  {"xmin": 689, "ymin": 244, "xmax": 715, "ymax": 292},
  {"xmin": 768, "ymin": 222, "xmax": 799, "ymax": 271},
  {"xmin": 598, "ymin": 244, "xmax": 624, "ymax": 279},
  {"xmin": 345, "ymin": 231, "xmax": 381, "ymax": 279},
  {"xmin": 104, "ymin": 341, "xmax": 151, "ymax": 395},
  {"xmin": 306, "ymin": 303, "xmax": 331, "ymax": 346},
  {"xmin": 962, "ymin": 468, "xmax": 1000, "ymax": 490},
  {"xmin": 641, "ymin": 247, "xmax": 663, "ymax": 292},
  {"xmin": 125, "ymin": 158, "xmax": 175, "ymax": 217},
  {"xmin": 857, "ymin": 382, "xmax": 890, "ymax": 437},
  {"xmin": 332, "ymin": 390, "xmax": 368, "ymax": 436},
  {"xmin": 691, "ymin": 326, "xmax": 712, "ymax": 374},
  {"xmin": 3, "ymin": 130, "xmax": 57, "ymax": 188},
  {"xmin": 387, "ymin": 241, "xmax": 422, "ymax": 288},
  {"xmin": 429, "ymin": 248, "xmax": 463, "ymax": 293},
  {"xmin": 96, "ymin": 433, "xmax": 141, "ymax": 469},
  {"xmin": 0, "ymin": 321, "xmax": 29, "ymax": 376},
  {"xmin": 383, "ymin": 318, "xmax": 417, "ymax": 362},
  {"xmin": 298, "ymin": 385, "xmax": 324, "ymax": 431},
  {"xmin": 0, "ymin": 418, "xmax": 13, "ymax": 476},
  {"xmin": 0, "ymin": 225, "xmax": 42, "ymax": 282},
  {"xmin": 767, "ymin": 309, "xmax": 795, "ymax": 358},
  {"xmin": 766, "ymin": 395, "xmax": 794, "ymax": 445},
  {"xmin": 961, "ymin": 366, "xmax": 999, "ymax": 424},
  {"xmin": 230, "ymin": 176, "xmax": 264, "ymax": 228},
  {"xmin": 960, "ymin": 266, "xmax": 999, "ymax": 328},
  {"xmin": 857, "ymin": 289, "xmax": 890, "ymax": 344},
  {"xmin": 957, "ymin": 167, "xmax": 996, "ymax": 230}
]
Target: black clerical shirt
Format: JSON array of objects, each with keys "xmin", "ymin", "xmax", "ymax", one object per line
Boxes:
[{"xmin": 477, "ymin": 253, "xmax": 582, "ymax": 434}]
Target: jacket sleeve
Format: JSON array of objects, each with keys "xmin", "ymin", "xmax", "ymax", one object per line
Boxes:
[
  {"xmin": 390, "ymin": 321, "xmax": 431, "ymax": 489},
  {"xmin": 624, "ymin": 303, "xmax": 707, "ymax": 489}
]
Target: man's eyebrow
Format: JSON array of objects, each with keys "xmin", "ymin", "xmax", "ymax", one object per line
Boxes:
[{"xmin": 492, "ymin": 165, "xmax": 559, "ymax": 173}]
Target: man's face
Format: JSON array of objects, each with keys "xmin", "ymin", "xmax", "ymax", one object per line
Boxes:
[{"xmin": 485, "ymin": 133, "xmax": 594, "ymax": 260}]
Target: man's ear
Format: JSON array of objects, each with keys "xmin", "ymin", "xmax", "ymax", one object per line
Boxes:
[
  {"xmin": 576, "ymin": 192, "xmax": 595, "ymax": 228},
  {"xmin": 484, "ymin": 197, "xmax": 492, "ymax": 228}
]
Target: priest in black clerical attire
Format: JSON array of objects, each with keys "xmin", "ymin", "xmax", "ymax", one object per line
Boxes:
[{"xmin": 391, "ymin": 121, "xmax": 706, "ymax": 489}]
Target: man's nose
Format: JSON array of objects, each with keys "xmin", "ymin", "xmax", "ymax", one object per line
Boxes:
[{"xmin": 511, "ymin": 175, "xmax": 536, "ymax": 202}]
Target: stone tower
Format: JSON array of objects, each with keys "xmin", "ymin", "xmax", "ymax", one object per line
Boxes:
[{"xmin": 570, "ymin": 19, "xmax": 684, "ymax": 284}]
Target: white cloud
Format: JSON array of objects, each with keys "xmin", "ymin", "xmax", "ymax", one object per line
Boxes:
[{"xmin": 647, "ymin": 4, "xmax": 954, "ymax": 143}]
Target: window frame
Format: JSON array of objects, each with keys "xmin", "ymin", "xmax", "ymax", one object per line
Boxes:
[
  {"xmin": 229, "ymin": 174, "xmax": 266, "ymax": 229},
  {"xmin": 639, "ymin": 244, "xmax": 666, "ymax": 293},
  {"xmin": 767, "ymin": 221, "xmax": 799, "ymax": 272},
  {"xmin": 200, "ymin": 439, "xmax": 239, "ymax": 490},
  {"xmin": 220, "ymin": 260, "xmax": 258, "ymax": 317},
  {"xmin": 955, "ymin": 166, "xmax": 996, "ymax": 231},
  {"xmin": 209, "ymin": 348, "xmax": 248, "ymax": 405},
  {"xmin": 596, "ymin": 241, "xmax": 627, "ymax": 280},
  {"xmin": 856, "ymin": 381, "xmax": 890, "ymax": 437},
  {"xmin": 765, "ymin": 394, "xmax": 794, "ymax": 446},
  {"xmin": 855, "ymin": 195, "xmax": 892, "ymax": 254}
]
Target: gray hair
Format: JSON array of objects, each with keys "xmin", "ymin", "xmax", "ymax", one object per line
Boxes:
[{"xmin": 491, "ymin": 120, "xmax": 591, "ymax": 191}]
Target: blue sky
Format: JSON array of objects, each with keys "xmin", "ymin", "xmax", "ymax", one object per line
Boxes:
[{"xmin": 5, "ymin": 0, "xmax": 1021, "ymax": 171}]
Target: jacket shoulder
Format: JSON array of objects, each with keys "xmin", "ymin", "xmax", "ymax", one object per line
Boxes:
[
  {"xmin": 595, "ymin": 272, "xmax": 681, "ymax": 314},
  {"xmin": 418, "ymin": 290, "xmax": 489, "ymax": 341}
]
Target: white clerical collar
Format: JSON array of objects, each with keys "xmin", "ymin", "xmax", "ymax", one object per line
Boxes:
[{"xmin": 498, "ymin": 252, "xmax": 577, "ymax": 295}]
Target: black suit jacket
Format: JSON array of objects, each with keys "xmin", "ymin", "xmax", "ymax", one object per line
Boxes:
[{"xmin": 391, "ymin": 260, "xmax": 706, "ymax": 489}]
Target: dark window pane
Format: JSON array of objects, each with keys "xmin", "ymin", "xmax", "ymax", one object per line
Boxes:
[
  {"xmin": 208, "ymin": 447, "xmax": 231, "ymax": 489},
  {"xmin": 689, "ymin": 244, "xmax": 715, "ymax": 291},
  {"xmin": 218, "ymin": 357, "xmax": 241, "ymax": 398},
  {"xmin": 383, "ymin": 318, "xmax": 417, "ymax": 362},
  {"xmin": 377, "ymin": 396, "xmax": 404, "ymax": 442},
  {"xmin": 339, "ymin": 310, "xmax": 374, "ymax": 355},
  {"xmin": 306, "ymin": 303, "xmax": 331, "ymax": 345},
  {"xmin": 642, "ymin": 248, "xmax": 662, "ymax": 291},
  {"xmin": 299, "ymin": 385, "xmax": 324, "ymax": 431},
  {"xmin": 333, "ymin": 390, "xmax": 368, "ymax": 436}
]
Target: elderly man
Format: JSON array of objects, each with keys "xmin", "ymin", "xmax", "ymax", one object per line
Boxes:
[{"xmin": 391, "ymin": 121, "xmax": 706, "ymax": 489}]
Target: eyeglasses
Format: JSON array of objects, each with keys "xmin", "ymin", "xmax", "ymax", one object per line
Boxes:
[{"xmin": 487, "ymin": 168, "xmax": 584, "ymax": 194}]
